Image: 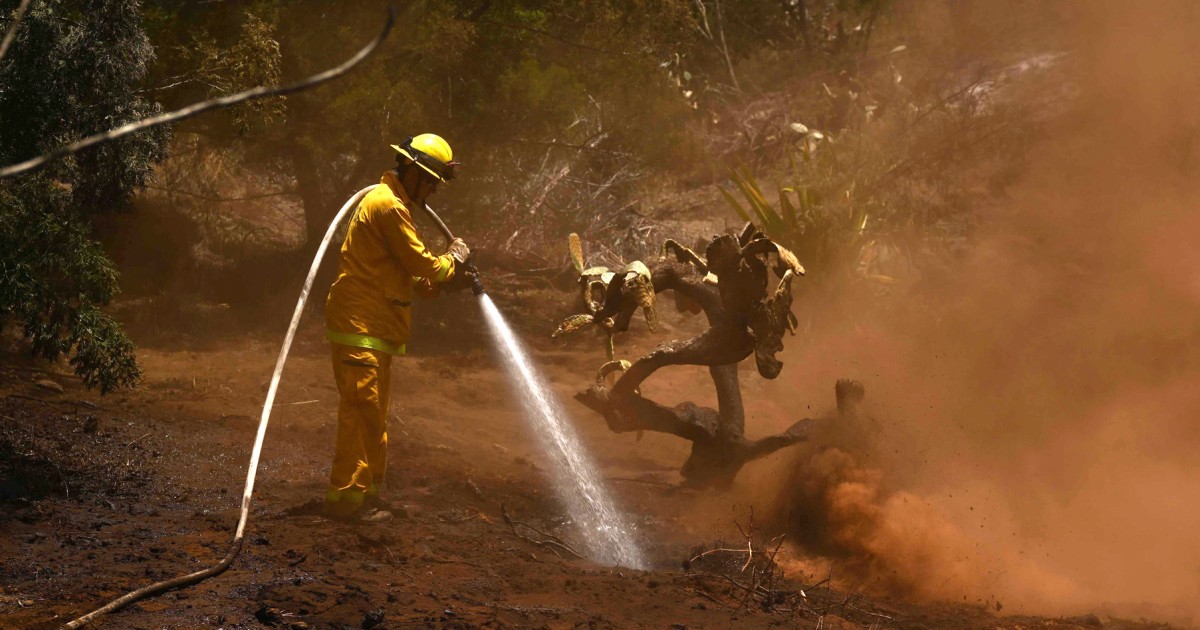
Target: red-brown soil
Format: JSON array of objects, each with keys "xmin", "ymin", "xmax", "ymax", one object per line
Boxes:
[{"xmin": 0, "ymin": 291, "xmax": 1182, "ymax": 629}]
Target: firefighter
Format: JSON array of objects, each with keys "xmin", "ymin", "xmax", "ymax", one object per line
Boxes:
[{"xmin": 322, "ymin": 133, "xmax": 469, "ymax": 522}]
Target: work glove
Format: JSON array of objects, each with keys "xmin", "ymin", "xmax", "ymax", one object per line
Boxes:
[
  {"xmin": 447, "ymin": 238, "xmax": 471, "ymax": 265},
  {"xmin": 444, "ymin": 266, "xmax": 481, "ymax": 293}
]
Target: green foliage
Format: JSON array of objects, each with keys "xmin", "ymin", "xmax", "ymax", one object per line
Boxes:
[
  {"xmin": 497, "ymin": 57, "xmax": 586, "ymax": 133},
  {"xmin": 171, "ymin": 10, "xmax": 284, "ymax": 132},
  {"xmin": 141, "ymin": 0, "xmax": 700, "ymax": 249},
  {"xmin": 0, "ymin": 0, "xmax": 168, "ymax": 391},
  {"xmin": 0, "ymin": 181, "xmax": 140, "ymax": 392},
  {"xmin": 717, "ymin": 22, "xmax": 1037, "ymax": 302},
  {"xmin": 720, "ymin": 157, "xmax": 871, "ymax": 288}
]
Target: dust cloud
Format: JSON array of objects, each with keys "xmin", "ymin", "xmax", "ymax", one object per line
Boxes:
[{"xmin": 750, "ymin": 1, "xmax": 1200, "ymax": 620}]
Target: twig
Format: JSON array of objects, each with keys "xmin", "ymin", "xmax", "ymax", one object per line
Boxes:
[
  {"xmin": 684, "ymin": 587, "xmax": 735, "ymax": 610},
  {"xmin": 686, "ymin": 546, "xmax": 757, "ymax": 567},
  {"xmin": 733, "ymin": 521, "xmax": 754, "ymax": 573},
  {"xmin": 765, "ymin": 534, "xmax": 786, "ymax": 577},
  {"xmin": 500, "ymin": 504, "xmax": 586, "ymax": 560},
  {"xmin": 511, "ymin": 138, "xmax": 632, "ymax": 156},
  {"xmin": 805, "ymin": 564, "xmax": 834, "ymax": 592},
  {"xmin": 606, "ymin": 476, "xmax": 671, "ymax": 487},
  {"xmin": 424, "ymin": 557, "xmax": 492, "ymax": 572},
  {"xmin": 272, "ymin": 399, "xmax": 319, "ymax": 407},
  {"xmin": 713, "ymin": 0, "xmax": 740, "ymax": 92},
  {"xmin": 811, "ymin": 585, "xmax": 862, "ymax": 614},
  {"xmin": 696, "ymin": 571, "xmax": 773, "ymax": 600},
  {"xmin": 0, "ymin": 0, "xmax": 32, "ymax": 63},
  {"xmin": 54, "ymin": 463, "xmax": 69, "ymax": 498},
  {"xmin": 3, "ymin": 394, "xmax": 100, "ymax": 410},
  {"xmin": 733, "ymin": 508, "xmax": 757, "ymax": 573},
  {"xmin": 526, "ymin": 164, "xmax": 571, "ymax": 216},
  {"xmin": 125, "ymin": 433, "xmax": 151, "ymax": 448},
  {"xmin": 846, "ymin": 602, "xmax": 900, "ymax": 623},
  {"xmin": 0, "ymin": 5, "xmax": 397, "ymax": 179},
  {"xmin": 740, "ymin": 534, "xmax": 787, "ymax": 611}
]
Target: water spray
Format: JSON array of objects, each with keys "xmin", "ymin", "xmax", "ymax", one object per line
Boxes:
[
  {"xmin": 422, "ymin": 203, "xmax": 644, "ymax": 566},
  {"xmin": 479, "ymin": 298, "xmax": 647, "ymax": 568},
  {"xmin": 420, "ymin": 202, "xmax": 643, "ymax": 566}
]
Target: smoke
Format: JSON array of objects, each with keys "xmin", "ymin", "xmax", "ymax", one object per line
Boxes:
[{"xmin": 755, "ymin": 0, "xmax": 1200, "ymax": 620}]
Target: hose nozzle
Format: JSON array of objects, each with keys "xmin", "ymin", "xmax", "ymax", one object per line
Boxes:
[{"xmin": 467, "ymin": 265, "xmax": 486, "ymax": 296}]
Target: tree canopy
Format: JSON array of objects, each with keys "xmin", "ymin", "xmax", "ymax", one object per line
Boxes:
[
  {"xmin": 0, "ymin": 0, "xmax": 896, "ymax": 390},
  {"xmin": 0, "ymin": 0, "xmax": 169, "ymax": 391}
]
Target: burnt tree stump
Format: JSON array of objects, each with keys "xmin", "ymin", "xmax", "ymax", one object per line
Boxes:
[{"xmin": 568, "ymin": 225, "xmax": 864, "ymax": 487}]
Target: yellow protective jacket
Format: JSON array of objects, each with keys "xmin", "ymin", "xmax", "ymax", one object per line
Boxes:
[{"xmin": 325, "ymin": 171, "xmax": 457, "ymax": 354}]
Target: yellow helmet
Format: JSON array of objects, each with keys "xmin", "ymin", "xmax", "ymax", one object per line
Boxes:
[{"xmin": 391, "ymin": 133, "xmax": 460, "ymax": 182}]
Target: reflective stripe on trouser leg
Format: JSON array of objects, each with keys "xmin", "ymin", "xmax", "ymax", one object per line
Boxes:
[{"xmin": 327, "ymin": 343, "xmax": 390, "ymax": 505}]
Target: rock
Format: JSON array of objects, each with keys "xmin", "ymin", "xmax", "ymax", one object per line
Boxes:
[
  {"xmin": 254, "ymin": 605, "xmax": 284, "ymax": 625},
  {"xmin": 35, "ymin": 379, "xmax": 64, "ymax": 394},
  {"xmin": 1062, "ymin": 614, "xmax": 1103, "ymax": 628},
  {"xmin": 361, "ymin": 608, "xmax": 386, "ymax": 629}
]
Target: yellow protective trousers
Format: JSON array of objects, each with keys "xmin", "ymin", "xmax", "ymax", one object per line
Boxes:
[{"xmin": 326, "ymin": 343, "xmax": 391, "ymax": 513}]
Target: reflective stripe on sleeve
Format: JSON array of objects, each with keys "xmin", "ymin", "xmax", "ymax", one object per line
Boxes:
[{"xmin": 434, "ymin": 256, "xmax": 453, "ymax": 283}]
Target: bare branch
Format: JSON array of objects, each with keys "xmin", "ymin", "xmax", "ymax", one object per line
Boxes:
[
  {"xmin": 685, "ymin": 586, "xmax": 736, "ymax": 609},
  {"xmin": 143, "ymin": 184, "xmax": 298, "ymax": 204},
  {"xmin": 0, "ymin": 0, "xmax": 32, "ymax": 64},
  {"xmin": 500, "ymin": 504, "xmax": 586, "ymax": 560},
  {"xmin": 510, "ymin": 137, "xmax": 632, "ymax": 157},
  {"xmin": 712, "ymin": 0, "xmax": 740, "ymax": 92},
  {"xmin": 465, "ymin": 17, "xmax": 628, "ymax": 57},
  {"xmin": 0, "ymin": 6, "xmax": 397, "ymax": 180}
]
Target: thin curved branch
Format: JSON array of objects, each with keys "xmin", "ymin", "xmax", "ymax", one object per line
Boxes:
[
  {"xmin": 0, "ymin": 5, "xmax": 397, "ymax": 180},
  {"xmin": 0, "ymin": 0, "xmax": 32, "ymax": 64}
]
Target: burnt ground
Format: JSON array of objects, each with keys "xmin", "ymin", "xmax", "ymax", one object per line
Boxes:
[{"xmin": 0, "ymin": 290, "xmax": 1183, "ymax": 629}]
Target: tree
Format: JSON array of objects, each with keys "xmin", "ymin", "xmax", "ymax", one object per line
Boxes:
[
  {"xmin": 0, "ymin": 0, "xmax": 169, "ymax": 391},
  {"xmin": 562, "ymin": 224, "xmax": 865, "ymax": 486},
  {"xmin": 142, "ymin": 1, "xmax": 699, "ymax": 252}
]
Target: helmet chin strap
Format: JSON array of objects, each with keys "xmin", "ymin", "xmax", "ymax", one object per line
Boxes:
[{"xmin": 393, "ymin": 165, "xmax": 435, "ymax": 208}]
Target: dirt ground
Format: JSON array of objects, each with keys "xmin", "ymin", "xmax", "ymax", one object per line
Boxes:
[{"xmin": 0, "ymin": 288, "xmax": 1183, "ymax": 630}]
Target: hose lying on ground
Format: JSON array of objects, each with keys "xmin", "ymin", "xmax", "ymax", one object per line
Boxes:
[{"xmin": 61, "ymin": 185, "xmax": 378, "ymax": 629}]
